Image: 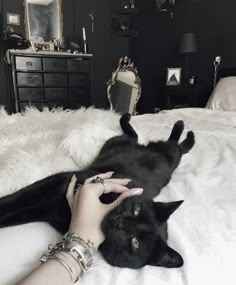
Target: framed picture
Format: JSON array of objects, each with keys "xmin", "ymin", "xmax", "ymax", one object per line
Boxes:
[
  {"xmin": 166, "ymin": 67, "xmax": 182, "ymax": 86},
  {"xmin": 7, "ymin": 13, "xmax": 20, "ymax": 25}
]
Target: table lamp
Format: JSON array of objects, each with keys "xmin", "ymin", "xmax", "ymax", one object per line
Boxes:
[{"xmin": 179, "ymin": 32, "xmax": 198, "ymax": 82}]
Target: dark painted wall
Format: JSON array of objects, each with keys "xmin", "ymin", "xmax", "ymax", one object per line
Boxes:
[
  {"xmin": 0, "ymin": 0, "xmax": 129, "ymax": 110},
  {"xmin": 1, "ymin": 1, "xmax": 235, "ymax": 113},
  {"xmin": 131, "ymin": 0, "xmax": 236, "ymax": 113}
]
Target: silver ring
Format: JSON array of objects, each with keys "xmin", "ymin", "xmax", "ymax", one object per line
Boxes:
[
  {"xmin": 74, "ymin": 183, "xmax": 83, "ymax": 193},
  {"xmin": 91, "ymin": 176, "xmax": 105, "ymax": 185}
]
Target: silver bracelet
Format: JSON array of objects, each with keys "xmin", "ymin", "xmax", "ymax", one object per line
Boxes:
[
  {"xmin": 46, "ymin": 255, "xmax": 74, "ymax": 282},
  {"xmin": 40, "ymin": 232, "xmax": 96, "ymax": 281}
]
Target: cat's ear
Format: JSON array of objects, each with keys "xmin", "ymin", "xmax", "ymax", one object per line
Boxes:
[
  {"xmin": 154, "ymin": 200, "xmax": 184, "ymax": 222},
  {"xmin": 148, "ymin": 239, "xmax": 184, "ymax": 268}
]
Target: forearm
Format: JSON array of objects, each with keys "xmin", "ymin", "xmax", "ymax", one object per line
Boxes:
[{"xmin": 16, "ymin": 258, "xmax": 76, "ymax": 285}]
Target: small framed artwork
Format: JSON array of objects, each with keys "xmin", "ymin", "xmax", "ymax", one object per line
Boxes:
[
  {"xmin": 166, "ymin": 68, "xmax": 182, "ymax": 86},
  {"xmin": 7, "ymin": 13, "xmax": 20, "ymax": 25}
]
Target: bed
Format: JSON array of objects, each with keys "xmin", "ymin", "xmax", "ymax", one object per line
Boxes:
[{"xmin": 0, "ymin": 105, "xmax": 235, "ymax": 285}]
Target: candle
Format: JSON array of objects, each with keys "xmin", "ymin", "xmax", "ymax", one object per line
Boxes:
[{"xmin": 82, "ymin": 27, "xmax": 86, "ymax": 41}]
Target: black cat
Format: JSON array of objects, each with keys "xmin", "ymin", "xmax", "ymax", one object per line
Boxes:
[{"xmin": 0, "ymin": 113, "xmax": 194, "ymax": 269}]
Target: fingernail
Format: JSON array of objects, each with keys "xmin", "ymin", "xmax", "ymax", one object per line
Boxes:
[
  {"xmin": 108, "ymin": 171, "xmax": 114, "ymax": 175},
  {"xmin": 72, "ymin": 174, "xmax": 76, "ymax": 180},
  {"xmin": 130, "ymin": 188, "xmax": 143, "ymax": 195}
]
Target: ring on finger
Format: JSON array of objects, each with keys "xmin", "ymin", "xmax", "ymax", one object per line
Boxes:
[
  {"xmin": 74, "ymin": 183, "xmax": 83, "ymax": 193},
  {"xmin": 91, "ymin": 176, "xmax": 106, "ymax": 191}
]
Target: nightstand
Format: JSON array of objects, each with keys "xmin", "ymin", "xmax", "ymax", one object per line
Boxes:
[{"xmin": 162, "ymin": 84, "xmax": 204, "ymax": 110}]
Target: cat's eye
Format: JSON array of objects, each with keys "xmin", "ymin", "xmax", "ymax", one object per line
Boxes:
[
  {"xmin": 134, "ymin": 205, "xmax": 142, "ymax": 216},
  {"xmin": 131, "ymin": 237, "xmax": 140, "ymax": 250}
]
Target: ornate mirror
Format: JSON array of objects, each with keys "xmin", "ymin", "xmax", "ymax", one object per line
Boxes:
[
  {"xmin": 107, "ymin": 57, "xmax": 141, "ymax": 115},
  {"xmin": 24, "ymin": 0, "xmax": 63, "ymax": 44}
]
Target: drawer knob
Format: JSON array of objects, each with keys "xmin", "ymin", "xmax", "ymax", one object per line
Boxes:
[{"xmin": 26, "ymin": 62, "xmax": 33, "ymax": 67}]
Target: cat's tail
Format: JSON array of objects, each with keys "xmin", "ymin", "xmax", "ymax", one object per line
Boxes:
[{"xmin": 120, "ymin": 113, "xmax": 138, "ymax": 140}]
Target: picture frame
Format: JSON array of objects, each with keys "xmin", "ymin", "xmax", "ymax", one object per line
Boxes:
[
  {"xmin": 7, "ymin": 13, "xmax": 20, "ymax": 25},
  {"xmin": 166, "ymin": 67, "xmax": 182, "ymax": 86}
]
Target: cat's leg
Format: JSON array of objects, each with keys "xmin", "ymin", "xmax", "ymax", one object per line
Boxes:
[
  {"xmin": 120, "ymin": 113, "xmax": 138, "ymax": 140},
  {"xmin": 168, "ymin": 120, "xmax": 184, "ymax": 142},
  {"xmin": 0, "ymin": 170, "xmax": 96, "ymax": 233},
  {"xmin": 179, "ymin": 131, "xmax": 195, "ymax": 154},
  {"xmin": 0, "ymin": 173, "xmax": 73, "ymax": 233}
]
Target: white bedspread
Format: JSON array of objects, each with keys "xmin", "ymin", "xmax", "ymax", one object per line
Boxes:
[{"xmin": 0, "ymin": 107, "xmax": 235, "ymax": 285}]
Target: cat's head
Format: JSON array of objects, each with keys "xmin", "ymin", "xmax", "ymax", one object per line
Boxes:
[{"xmin": 99, "ymin": 196, "xmax": 183, "ymax": 269}]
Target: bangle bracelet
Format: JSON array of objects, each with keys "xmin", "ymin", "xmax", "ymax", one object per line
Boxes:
[
  {"xmin": 47, "ymin": 255, "xmax": 74, "ymax": 282},
  {"xmin": 40, "ymin": 232, "xmax": 96, "ymax": 282}
]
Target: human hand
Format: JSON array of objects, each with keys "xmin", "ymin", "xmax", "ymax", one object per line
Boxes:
[{"xmin": 66, "ymin": 172, "xmax": 143, "ymax": 249}]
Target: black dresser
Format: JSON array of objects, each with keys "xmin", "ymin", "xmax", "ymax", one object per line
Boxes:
[{"xmin": 9, "ymin": 50, "xmax": 93, "ymax": 112}]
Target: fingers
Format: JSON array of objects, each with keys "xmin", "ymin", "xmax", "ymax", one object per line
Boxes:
[
  {"xmin": 105, "ymin": 178, "xmax": 131, "ymax": 186},
  {"xmin": 103, "ymin": 183, "xmax": 130, "ymax": 194},
  {"xmin": 107, "ymin": 188, "xmax": 143, "ymax": 211},
  {"xmin": 66, "ymin": 174, "xmax": 77, "ymax": 209}
]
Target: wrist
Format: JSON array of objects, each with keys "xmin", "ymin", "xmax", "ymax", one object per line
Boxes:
[
  {"xmin": 40, "ymin": 231, "xmax": 96, "ymax": 283},
  {"xmin": 69, "ymin": 226, "xmax": 104, "ymax": 250}
]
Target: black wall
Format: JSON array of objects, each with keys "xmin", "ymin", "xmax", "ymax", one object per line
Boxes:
[
  {"xmin": 1, "ymin": 1, "xmax": 236, "ymax": 113},
  {"xmin": 131, "ymin": 0, "xmax": 236, "ymax": 113}
]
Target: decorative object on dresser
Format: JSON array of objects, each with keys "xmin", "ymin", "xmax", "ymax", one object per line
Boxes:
[
  {"xmin": 166, "ymin": 67, "xmax": 182, "ymax": 86},
  {"xmin": 111, "ymin": 6, "xmax": 139, "ymax": 38},
  {"xmin": 155, "ymin": 0, "xmax": 176, "ymax": 19},
  {"xmin": 7, "ymin": 13, "xmax": 21, "ymax": 25},
  {"xmin": 8, "ymin": 50, "xmax": 92, "ymax": 113},
  {"xmin": 179, "ymin": 32, "xmax": 198, "ymax": 83},
  {"xmin": 107, "ymin": 56, "xmax": 141, "ymax": 115},
  {"xmin": 162, "ymin": 84, "xmax": 205, "ymax": 109},
  {"xmin": 24, "ymin": 0, "xmax": 63, "ymax": 50}
]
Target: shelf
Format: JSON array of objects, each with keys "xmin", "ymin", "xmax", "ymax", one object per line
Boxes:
[
  {"xmin": 112, "ymin": 8, "xmax": 138, "ymax": 15},
  {"xmin": 113, "ymin": 30, "xmax": 139, "ymax": 38}
]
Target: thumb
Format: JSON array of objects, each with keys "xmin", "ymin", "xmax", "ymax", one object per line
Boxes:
[{"xmin": 107, "ymin": 188, "xmax": 143, "ymax": 211}]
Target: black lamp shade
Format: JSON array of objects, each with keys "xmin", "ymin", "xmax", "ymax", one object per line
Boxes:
[{"xmin": 179, "ymin": 33, "xmax": 198, "ymax": 54}]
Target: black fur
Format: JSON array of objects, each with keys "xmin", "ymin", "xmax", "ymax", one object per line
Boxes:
[{"xmin": 0, "ymin": 113, "xmax": 194, "ymax": 269}]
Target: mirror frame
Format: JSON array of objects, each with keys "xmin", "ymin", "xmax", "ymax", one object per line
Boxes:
[
  {"xmin": 24, "ymin": 0, "xmax": 63, "ymax": 43},
  {"xmin": 107, "ymin": 56, "xmax": 141, "ymax": 115}
]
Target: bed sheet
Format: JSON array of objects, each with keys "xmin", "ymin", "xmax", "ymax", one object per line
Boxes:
[{"xmin": 0, "ymin": 107, "xmax": 235, "ymax": 285}]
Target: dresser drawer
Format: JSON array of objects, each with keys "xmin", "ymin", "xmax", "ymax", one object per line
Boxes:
[
  {"xmin": 18, "ymin": 88, "xmax": 44, "ymax": 100},
  {"xmin": 67, "ymin": 59, "xmax": 90, "ymax": 73},
  {"xmin": 68, "ymin": 74, "xmax": 89, "ymax": 87},
  {"xmin": 45, "ymin": 88, "xmax": 68, "ymax": 100},
  {"xmin": 69, "ymin": 100, "xmax": 90, "ymax": 109},
  {"xmin": 20, "ymin": 102, "xmax": 45, "ymax": 111},
  {"xmin": 17, "ymin": 73, "xmax": 43, "ymax": 87},
  {"xmin": 46, "ymin": 101, "xmax": 68, "ymax": 109},
  {"xmin": 43, "ymin": 58, "xmax": 67, "ymax": 71},
  {"xmin": 69, "ymin": 88, "xmax": 89, "ymax": 100},
  {"xmin": 15, "ymin": 57, "xmax": 42, "ymax": 71},
  {"xmin": 44, "ymin": 73, "xmax": 67, "ymax": 87}
]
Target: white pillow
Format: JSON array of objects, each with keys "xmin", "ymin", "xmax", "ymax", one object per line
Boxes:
[{"xmin": 206, "ymin": 77, "xmax": 236, "ymax": 111}]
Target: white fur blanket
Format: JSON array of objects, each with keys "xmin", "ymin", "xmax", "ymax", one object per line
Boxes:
[{"xmin": 0, "ymin": 107, "xmax": 235, "ymax": 285}]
